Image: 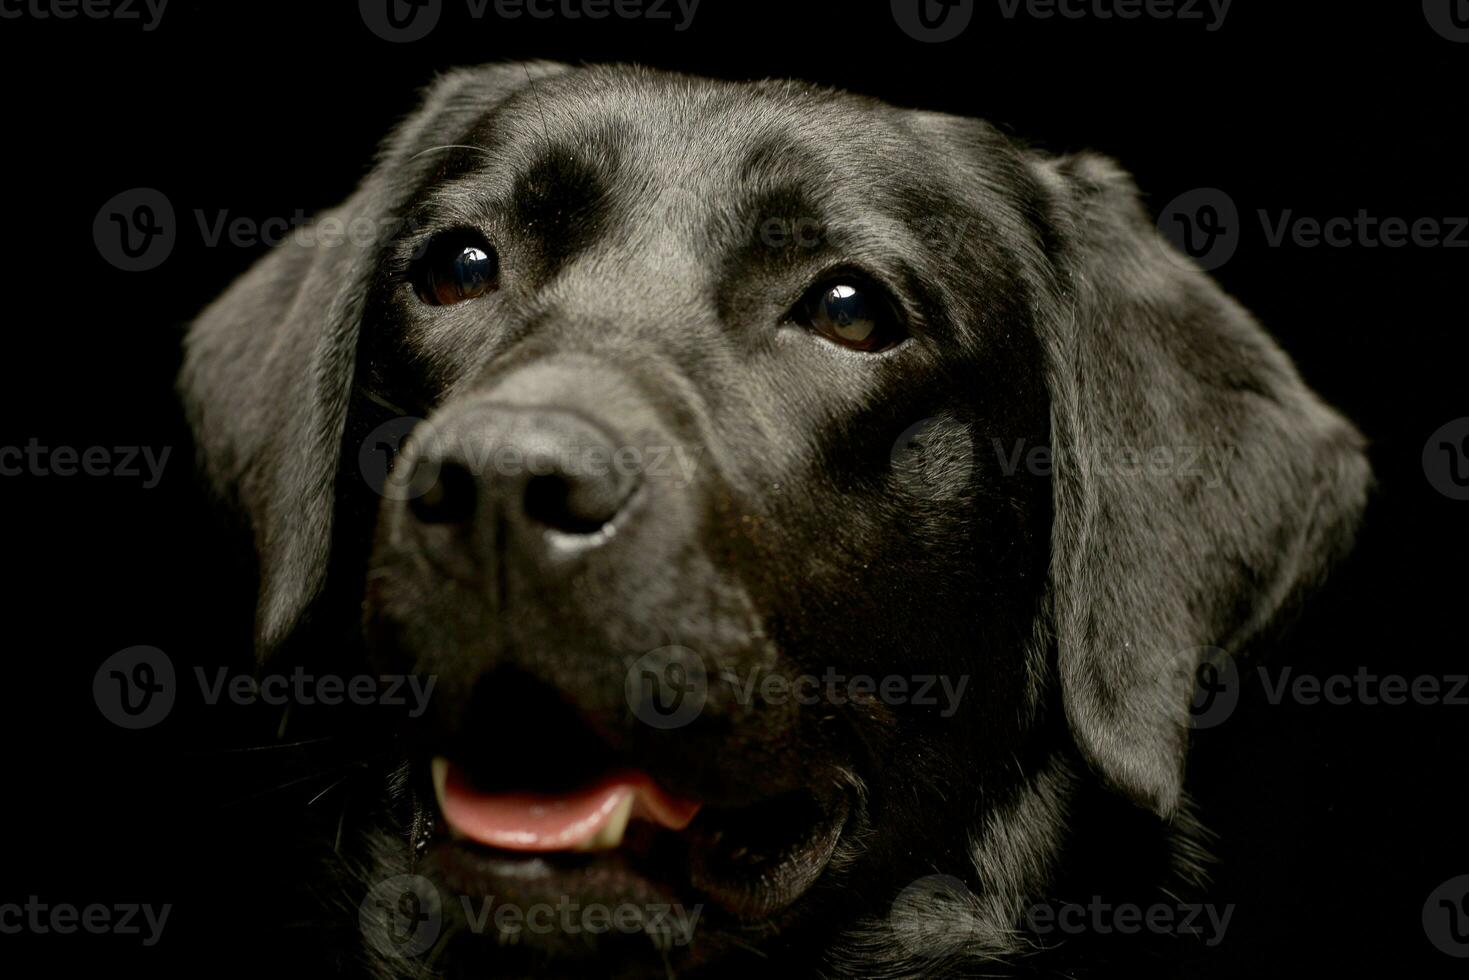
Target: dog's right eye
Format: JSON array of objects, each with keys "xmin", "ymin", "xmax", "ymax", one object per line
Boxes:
[{"xmin": 412, "ymin": 230, "xmax": 499, "ymax": 306}]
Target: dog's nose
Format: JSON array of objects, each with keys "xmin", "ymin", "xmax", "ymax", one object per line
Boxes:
[{"xmin": 404, "ymin": 405, "xmax": 640, "ymax": 544}]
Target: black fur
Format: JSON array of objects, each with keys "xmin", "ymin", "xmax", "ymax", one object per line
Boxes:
[{"xmin": 180, "ymin": 62, "xmax": 1370, "ymax": 978}]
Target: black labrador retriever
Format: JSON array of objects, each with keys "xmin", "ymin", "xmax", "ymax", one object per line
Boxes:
[{"xmin": 180, "ymin": 62, "xmax": 1370, "ymax": 978}]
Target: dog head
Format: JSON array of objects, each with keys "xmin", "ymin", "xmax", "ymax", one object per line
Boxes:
[{"xmin": 181, "ymin": 62, "xmax": 1368, "ymax": 975}]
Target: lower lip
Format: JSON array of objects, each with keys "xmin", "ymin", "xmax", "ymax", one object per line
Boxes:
[{"xmin": 420, "ymin": 832, "xmax": 688, "ymax": 913}]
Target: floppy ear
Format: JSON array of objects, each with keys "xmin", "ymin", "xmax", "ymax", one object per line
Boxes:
[
  {"xmin": 180, "ymin": 61, "xmax": 571, "ymax": 657},
  {"xmin": 1032, "ymin": 153, "xmax": 1370, "ymax": 817}
]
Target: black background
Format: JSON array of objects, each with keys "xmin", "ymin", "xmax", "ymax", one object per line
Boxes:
[{"xmin": 2, "ymin": 0, "xmax": 1466, "ymax": 974}]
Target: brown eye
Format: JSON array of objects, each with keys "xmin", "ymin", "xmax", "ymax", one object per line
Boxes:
[
  {"xmin": 413, "ymin": 231, "xmax": 498, "ymax": 306},
  {"xmin": 799, "ymin": 279, "xmax": 904, "ymax": 352}
]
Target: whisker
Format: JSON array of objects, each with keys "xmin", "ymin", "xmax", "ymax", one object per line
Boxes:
[
  {"xmin": 360, "ymin": 384, "xmax": 413, "ymax": 417},
  {"xmin": 407, "ymin": 143, "xmax": 492, "ymax": 163},
  {"xmin": 721, "ymin": 933, "xmax": 769, "ymax": 958},
  {"xmin": 522, "ymin": 63, "xmax": 552, "ymax": 146},
  {"xmin": 188, "ymin": 735, "xmax": 342, "ymax": 755},
  {"xmin": 217, "ymin": 761, "xmax": 371, "ymax": 809},
  {"xmin": 307, "ymin": 774, "xmax": 353, "ymax": 807}
]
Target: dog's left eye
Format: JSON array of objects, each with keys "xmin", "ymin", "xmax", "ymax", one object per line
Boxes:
[
  {"xmin": 412, "ymin": 230, "xmax": 499, "ymax": 306},
  {"xmin": 796, "ymin": 279, "xmax": 904, "ymax": 352}
]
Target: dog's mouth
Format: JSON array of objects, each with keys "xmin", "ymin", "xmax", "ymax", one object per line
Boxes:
[{"xmin": 420, "ymin": 756, "xmax": 851, "ymax": 927}]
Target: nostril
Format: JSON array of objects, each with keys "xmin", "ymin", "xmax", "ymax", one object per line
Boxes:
[
  {"xmin": 410, "ymin": 460, "xmax": 478, "ymax": 525},
  {"xmin": 523, "ymin": 472, "xmax": 628, "ymax": 535}
]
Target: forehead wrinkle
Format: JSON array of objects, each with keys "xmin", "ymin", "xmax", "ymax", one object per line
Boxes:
[
  {"xmin": 414, "ymin": 171, "xmax": 517, "ymax": 227},
  {"xmin": 458, "ymin": 71, "xmax": 894, "ymax": 249},
  {"xmin": 396, "ymin": 91, "xmax": 539, "ymax": 220},
  {"xmin": 728, "ymin": 114, "xmax": 968, "ymax": 247}
]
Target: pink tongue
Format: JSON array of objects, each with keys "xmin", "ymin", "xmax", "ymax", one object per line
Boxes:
[{"xmin": 437, "ymin": 764, "xmax": 701, "ymax": 852}]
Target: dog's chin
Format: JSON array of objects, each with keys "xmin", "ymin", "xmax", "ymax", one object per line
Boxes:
[{"xmin": 412, "ymin": 759, "xmax": 852, "ymax": 963}]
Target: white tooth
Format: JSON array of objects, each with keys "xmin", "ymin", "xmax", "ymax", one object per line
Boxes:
[
  {"xmin": 573, "ymin": 792, "xmax": 635, "ymax": 852},
  {"xmin": 431, "ymin": 757, "xmax": 450, "ymax": 809},
  {"xmin": 430, "ymin": 758, "xmax": 467, "ymax": 839}
]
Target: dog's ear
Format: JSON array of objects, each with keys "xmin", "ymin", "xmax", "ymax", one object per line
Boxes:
[
  {"xmin": 1030, "ymin": 153, "xmax": 1370, "ymax": 817},
  {"xmin": 180, "ymin": 61, "xmax": 572, "ymax": 658}
]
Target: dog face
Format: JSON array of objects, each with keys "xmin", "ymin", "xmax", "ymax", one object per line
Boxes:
[{"xmin": 182, "ymin": 63, "xmax": 1369, "ymax": 976}]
